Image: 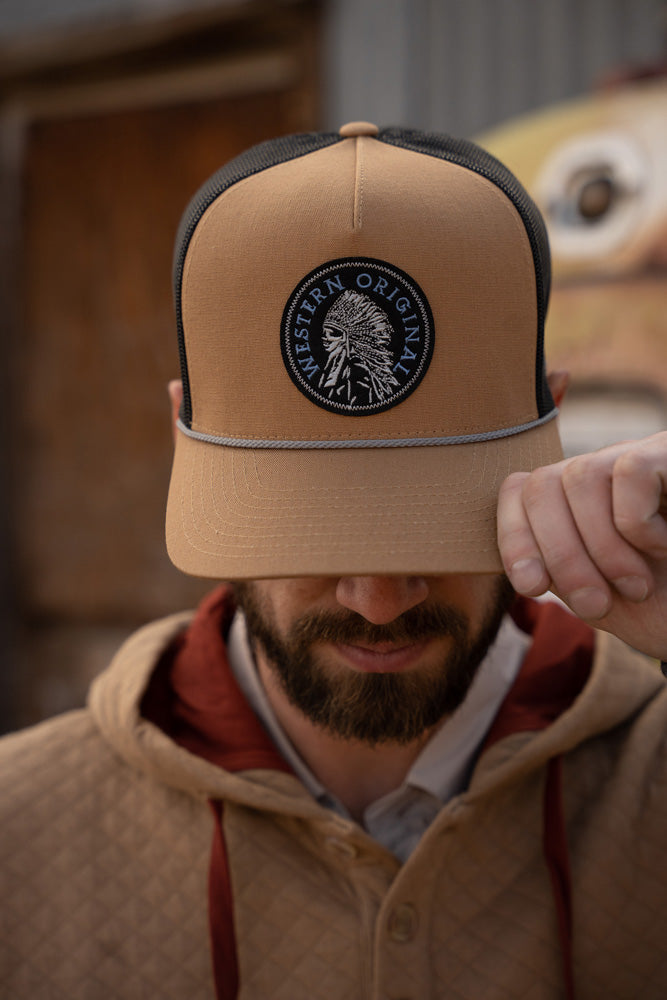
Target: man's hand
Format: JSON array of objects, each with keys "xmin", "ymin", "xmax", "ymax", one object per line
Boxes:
[{"xmin": 498, "ymin": 432, "xmax": 667, "ymax": 659}]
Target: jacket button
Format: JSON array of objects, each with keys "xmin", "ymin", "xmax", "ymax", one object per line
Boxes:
[{"xmin": 387, "ymin": 903, "xmax": 418, "ymax": 942}]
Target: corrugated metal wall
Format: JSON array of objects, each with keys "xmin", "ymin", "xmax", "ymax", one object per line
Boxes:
[{"xmin": 324, "ymin": 0, "xmax": 666, "ymax": 134}]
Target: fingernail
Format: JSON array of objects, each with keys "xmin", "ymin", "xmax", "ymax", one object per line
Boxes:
[
  {"xmin": 567, "ymin": 587, "xmax": 611, "ymax": 620},
  {"xmin": 613, "ymin": 576, "xmax": 649, "ymax": 602},
  {"xmin": 509, "ymin": 558, "xmax": 545, "ymax": 593}
]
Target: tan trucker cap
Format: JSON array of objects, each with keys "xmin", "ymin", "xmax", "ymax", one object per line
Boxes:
[{"xmin": 166, "ymin": 121, "xmax": 563, "ymax": 579}]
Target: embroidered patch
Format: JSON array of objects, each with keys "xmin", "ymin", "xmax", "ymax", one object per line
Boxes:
[{"xmin": 281, "ymin": 258, "xmax": 434, "ymax": 415}]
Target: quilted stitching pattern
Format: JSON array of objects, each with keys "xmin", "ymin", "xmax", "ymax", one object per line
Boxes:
[
  {"xmin": 565, "ymin": 714, "xmax": 667, "ymax": 997},
  {"xmin": 224, "ymin": 710, "xmax": 667, "ymax": 999},
  {"xmin": 2, "ymin": 615, "xmax": 667, "ymax": 1000},
  {"xmin": 227, "ymin": 809, "xmax": 395, "ymax": 1000},
  {"xmin": 0, "ymin": 712, "xmax": 215, "ymax": 1000},
  {"xmin": 224, "ymin": 728, "xmax": 667, "ymax": 1000},
  {"xmin": 373, "ymin": 779, "xmax": 564, "ymax": 1000}
]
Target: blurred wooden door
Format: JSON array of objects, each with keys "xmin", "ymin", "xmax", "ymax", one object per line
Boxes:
[{"xmin": 7, "ymin": 33, "xmax": 319, "ymax": 727}]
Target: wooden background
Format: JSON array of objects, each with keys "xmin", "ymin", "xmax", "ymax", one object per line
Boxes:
[{"xmin": 2, "ymin": 3, "xmax": 320, "ymax": 728}]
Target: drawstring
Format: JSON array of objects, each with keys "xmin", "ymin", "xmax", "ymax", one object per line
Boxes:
[
  {"xmin": 543, "ymin": 756, "xmax": 575, "ymax": 1000},
  {"xmin": 209, "ymin": 801, "xmax": 239, "ymax": 1000}
]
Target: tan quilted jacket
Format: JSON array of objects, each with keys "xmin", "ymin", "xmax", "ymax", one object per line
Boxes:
[{"xmin": 1, "ymin": 603, "xmax": 667, "ymax": 1000}]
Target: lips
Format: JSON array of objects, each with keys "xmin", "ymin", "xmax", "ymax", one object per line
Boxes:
[{"xmin": 334, "ymin": 638, "xmax": 435, "ymax": 673}]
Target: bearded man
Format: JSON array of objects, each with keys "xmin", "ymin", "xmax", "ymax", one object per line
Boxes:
[{"xmin": 2, "ymin": 122, "xmax": 667, "ymax": 1000}]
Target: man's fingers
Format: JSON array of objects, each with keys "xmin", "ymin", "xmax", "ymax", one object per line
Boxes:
[
  {"xmin": 499, "ymin": 464, "xmax": 615, "ymax": 620},
  {"xmin": 499, "ymin": 433, "xmax": 667, "ymax": 651},
  {"xmin": 497, "ymin": 472, "xmax": 552, "ymax": 596},
  {"xmin": 561, "ymin": 451, "xmax": 653, "ymax": 602},
  {"xmin": 498, "ymin": 434, "xmax": 667, "ymax": 623},
  {"xmin": 612, "ymin": 440, "xmax": 667, "ymax": 556}
]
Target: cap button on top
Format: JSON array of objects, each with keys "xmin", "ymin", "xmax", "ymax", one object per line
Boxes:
[{"xmin": 339, "ymin": 121, "xmax": 379, "ymax": 137}]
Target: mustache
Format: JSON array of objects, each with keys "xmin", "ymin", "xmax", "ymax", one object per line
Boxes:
[{"xmin": 291, "ymin": 602, "xmax": 468, "ymax": 647}]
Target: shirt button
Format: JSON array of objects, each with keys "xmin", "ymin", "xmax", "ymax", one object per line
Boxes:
[
  {"xmin": 387, "ymin": 903, "xmax": 418, "ymax": 942},
  {"xmin": 324, "ymin": 836, "xmax": 358, "ymax": 860}
]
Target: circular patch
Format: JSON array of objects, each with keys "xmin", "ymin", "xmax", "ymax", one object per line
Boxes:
[{"xmin": 281, "ymin": 257, "xmax": 434, "ymax": 415}]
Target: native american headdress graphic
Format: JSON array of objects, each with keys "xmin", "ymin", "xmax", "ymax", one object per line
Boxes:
[{"xmin": 319, "ymin": 290, "xmax": 399, "ymax": 405}]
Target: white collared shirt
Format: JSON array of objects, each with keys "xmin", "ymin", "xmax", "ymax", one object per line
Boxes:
[{"xmin": 227, "ymin": 613, "xmax": 530, "ymax": 861}]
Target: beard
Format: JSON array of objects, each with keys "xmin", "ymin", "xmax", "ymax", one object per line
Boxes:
[{"xmin": 232, "ymin": 577, "xmax": 515, "ymax": 747}]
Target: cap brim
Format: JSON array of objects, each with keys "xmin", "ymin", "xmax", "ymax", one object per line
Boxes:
[{"xmin": 166, "ymin": 418, "xmax": 563, "ymax": 580}]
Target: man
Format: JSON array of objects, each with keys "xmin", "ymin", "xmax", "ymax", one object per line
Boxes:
[{"xmin": 2, "ymin": 122, "xmax": 666, "ymax": 1000}]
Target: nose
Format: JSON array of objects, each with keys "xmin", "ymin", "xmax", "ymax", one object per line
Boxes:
[{"xmin": 335, "ymin": 577, "xmax": 429, "ymax": 624}]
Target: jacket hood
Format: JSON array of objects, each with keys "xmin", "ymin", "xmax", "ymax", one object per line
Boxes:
[
  {"xmin": 88, "ymin": 588, "xmax": 664, "ymax": 816},
  {"xmin": 88, "ymin": 601, "xmax": 323, "ymax": 820}
]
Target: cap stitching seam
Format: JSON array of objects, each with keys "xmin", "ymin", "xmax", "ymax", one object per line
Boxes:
[{"xmin": 354, "ymin": 137, "xmax": 364, "ymax": 229}]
